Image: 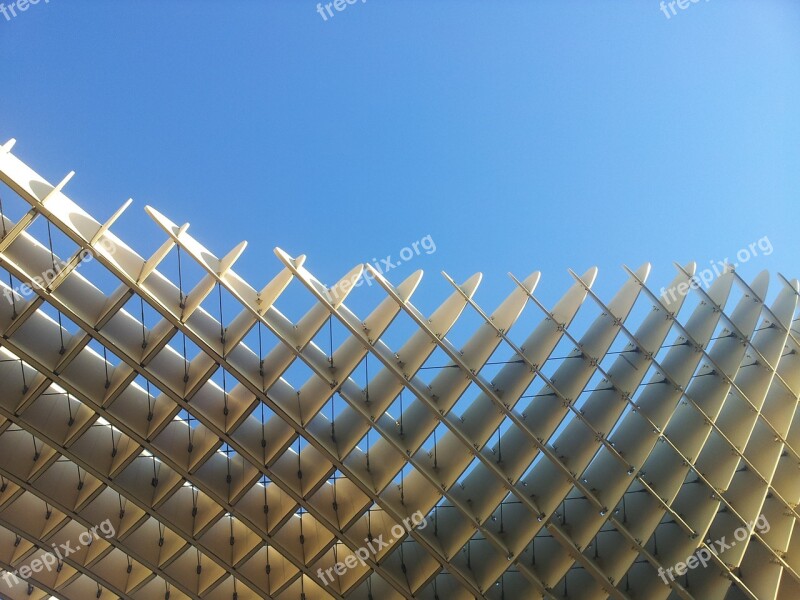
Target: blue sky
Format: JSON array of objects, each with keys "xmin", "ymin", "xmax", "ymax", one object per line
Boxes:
[{"xmin": 1, "ymin": 0, "xmax": 799, "ymax": 327}]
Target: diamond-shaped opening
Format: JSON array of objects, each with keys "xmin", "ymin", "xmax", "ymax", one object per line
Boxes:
[
  {"xmin": 548, "ymin": 411, "xmax": 576, "ymax": 446},
  {"xmin": 218, "ymin": 441, "xmax": 237, "ymax": 459},
  {"xmin": 606, "ymin": 401, "xmax": 636, "ymax": 442},
  {"xmin": 319, "ymin": 392, "xmax": 348, "ymax": 426},
  {"xmin": 355, "ymin": 429, "xmax": 379, "ymax": 456},
  {"xmin": 2, "ymin": 276, "xmax": 24, "ymax": 309},
  {"xmin": 453, "ymin": 455, "xmax": 481, "ymax": 491},
  {"xmin": 417, "ymin": 346, "xmax": 458, "ymax": 387},
  {"xmin": 518, "ymin": 452, "xmax": 546, "ymax": 488},
  {"xmin": 249, "ymin": 399, "xmax": 274, "ymax": 425},
  {"xmin": 561, "ymin": 293, "xmax": 601, "ymax": 343},
  {"xmin": 166, "ymin": 331, "xmax": 203, "ymax": 365},
  {"xmin": 383, "ymin": 391, "xmax": 405, "ymax": 424},
  {"xmin": 598, "ymin": 335, "xmax": 638, "ymax": 380},
  {"xmin": 38, "ymin": 302, "xmax": 80, "ymax": 336},
  {"xmin": 25, "ymin": 217, "xmax": 77, "ymax": 265},
  {"xmin": 121, "ymin": 292, "xmax": 162, "ymax": 337},
  {"xmin": 623, "ymin": 293, "xmax": 658, "ymax": 337},
  {"xmin": 375, "ymin": 309, "xmax": 418, "ymax": 358},
  {"xmin": 629, "ymin": 362, "xmax": 667, "ymax": 407},
  {"xmin": 291, "ymin": 433, "xmax": 310, "ymax": 452},
  {"xmin": 450, "ymin": 383, "xmax": 480, "ymax": 421},
  {"xmin": 132, "ymin": 373, "xmax": 160, "ymax": 399},
  {"xmin": 40, "ymin": 381, "xmax": 84, "ymax": 412},
  {"xmin": 573, "ymin": 370, "xmax": 609, "ymax": 413},
  {"xmin": 130, "ymin": 373, "xmax": 164, "ymax": 423},
  {"xmin": 327, "ymin": 266, "xmax": 383, "ymax": 319},
  {"xmin": 271, "ymin": 277, "xmax": 315, "ymax": 325},
  {"xmin": 239, "ymin": 319, "xmax": 279, "ymax": 366},
  {"xmin": 86, "ymin": 337, "xmax": 122, "ymax": 367},
  {"xmin": 0, "ymin": 182, "xmax": 30, "ymax": 228},
  {"xmin": 209, "ymin": 366, "xmax": 235, "ymax": 393},
  {"xmin": 389, "ymin": 462, "xmax": 415, "ymax": 491},
  {"xmin": 441, "ymin": 299, "xmax": 486, "ymax": 353},
  {"xmin": 487, "ymin": 417, "xmax": 515, "ymax": 459},
  {"xmin": 538, "ymin": 335, "xmax": 578, "ymax": 381},
  {"xmin": 347, "ymin": 352, "xmax": 374, "ymax": 392},
  {"xmin": 281, "ymin": 353, "xmax": 319, "ymax": 393},
  {"xmin": 653, "ymin": 325, "xmax": 686, "ymax": 366},
  {"xmin": 156, "ymin": 244, "xmax": 207, "ymax": 305},
  {"xmin": 65, "ymin": 247, "xmax": 120, "ymax": 297},
  {"xmin": 419, "ymin": 421, "xmax": 448, "ymax": 458},
  {"xmin": 706, "ymin": 318, "xmax": 740, "ymax": 357},
  {"xmin": 479, "ymin": 343, "xmax": 521, "ymax": 389},
  {"xmin": 310, "ymin": 314, "xmax": 351, "ymax": 366},
  {"xmin": 674, "ymin": 284, "xmax": 701, "ymax": 322}
]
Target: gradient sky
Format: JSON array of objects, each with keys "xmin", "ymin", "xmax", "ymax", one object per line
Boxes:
[{"xmin": 1, "ymin": 0, "xmax": 799, "ymax": 330}]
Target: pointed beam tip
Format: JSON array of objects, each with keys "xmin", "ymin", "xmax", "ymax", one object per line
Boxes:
[{"xmin": 273, "ymin": 247, "xmax": 299, "ymax": 266}]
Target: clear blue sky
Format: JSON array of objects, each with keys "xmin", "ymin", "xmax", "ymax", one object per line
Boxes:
[{"xmin": 1, "ymin": 0, "xmax": 798, "ymax": 323}]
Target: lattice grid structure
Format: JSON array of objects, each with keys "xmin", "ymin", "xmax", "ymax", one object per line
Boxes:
[{"xmin": 0, "ymin": 139, "xmax": 798, "ymax": 600}]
